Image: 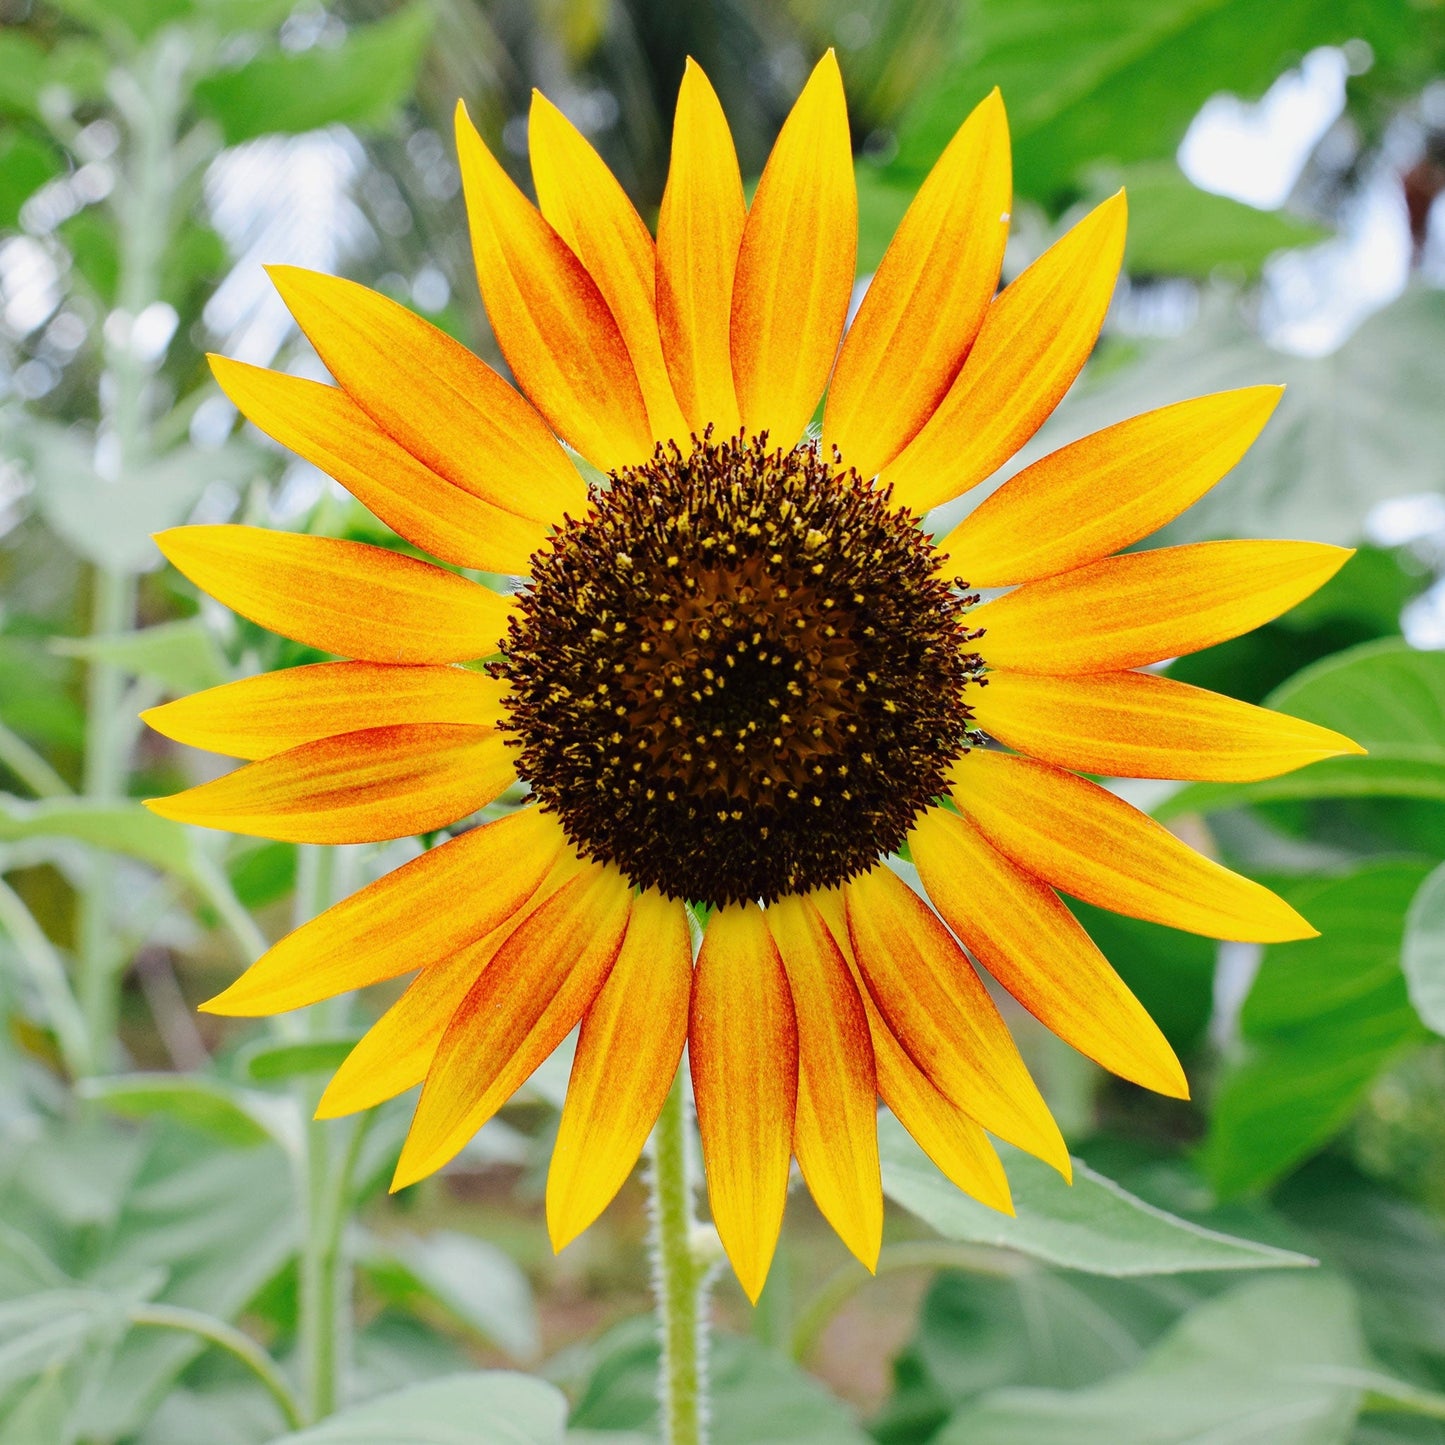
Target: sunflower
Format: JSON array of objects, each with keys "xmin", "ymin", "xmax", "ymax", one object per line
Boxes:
[{"xmin": 144, "ymin": 53, "xmax": 1361, "ymax": 1303}]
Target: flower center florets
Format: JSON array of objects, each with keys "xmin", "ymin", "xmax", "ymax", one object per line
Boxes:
[{"xmin": 493, "ymin": 432, "xmax": 983, "ymax": 906}]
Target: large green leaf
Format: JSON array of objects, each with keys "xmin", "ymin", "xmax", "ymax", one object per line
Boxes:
[
  {"xmin": 0, "ymin": 796, "xmax": 198, "ymax": 876},
  {"xmin": 79, "ymin": 1073, "xmax": 302, "ymax": 1154},
  {"xmin": 51, "ymin": 620, "xmax": 229, "ymax": 697},
  {"xmin": 1160, "ymin": 640, "xmax": 1445, "ymax": 818},
  {"xmin": 194, "ymin": 5, "xmax": 434, "ymax": 146},
  {"xmin": 936, "ymin": 1275, "xmax": 1370, "ymax": 1444},
  {"xmin": 889, "ymin": 0, "xmax": 1425, "ymax": 204},
  {"xmin": 879, "ymin": 1114, "xmax": 1313, "ymax": 1275},
  {"xmin": 955, "ymin": 290, "xmax": 1445, "ymax": 552},
  {"xmin": 1202, "ymin": 862, "xmax": 1431, "ymax": 1197},
  {"xmin": 359, "ymin": 1230, "xmax": 539, "ymax": 1362},
  {"xmin": 1403, "ymin": 862, "xmax": 1445, "ymax": 1036},
  {"xmin": 271, "ymin": 1373, "xmax": 567, "ymax": 1444},
  {"xmin": 1108, "ymin": 161, "xmax": 1327, "ymax": 277}
]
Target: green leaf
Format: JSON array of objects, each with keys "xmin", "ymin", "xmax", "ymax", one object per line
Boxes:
[
  {"xmin": 359, "ymin": 1230, "xmax": 538, "ymax": 1362},
  {"xmin": 975, "ymin": 289, "xmax": 1445, "ymax": 553},
  {"xmin": 0, "ymin": 130, "xmax": 63, "ymax": 231},
  {"xmin": 1107, "ymin": 161, "xmax": 1328, "ymax": 277},
  {"xmin": 1403, "ymin": 862, "xmax": 1445, "ymax": 1036},
  {"xmin": 236, "ymin": 1036, "xmax": 360, "ymax": 1083},
  {"xmin": 271, "ymin": 1373, "xmax": 567, "ymax": 1444},
  {"xmin": 0, "ymin": 796, "xmax": 197, "ymax": 877},
  {"xmin": 879, "ymin": 1114, "xmax": 1314, "ymax": 1275},
  {"xmin": 1202, "ymin": 862, "xmax": 1431, "ymax": 1197},
  {"xmin": 889, "ymin": 0, "xmax": 1425, "ymax": 204},
  {"xmin": 51, "ymin": 619, "xmax": 229, "ymax": 696},
  {"xmin": 193, "ymin": 5, "xmax": 434, "ymax": 146},
  {"xmin": 937, "ymin": 1275, "xmax": 1369, "ymax": 1444},
  {"xmin": 1161, "ymin": 640, "xmax": 1445, "ymax": 818},
  {"xmin": 78, "ymin": 1073, "xmax": 301, "ymax": 1152}
]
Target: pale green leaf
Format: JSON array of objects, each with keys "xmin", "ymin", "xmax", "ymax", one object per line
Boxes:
[
  {"xmin": 1403, "ymin": 862, "xmax": 1445, "ymax": 1037},
  {"xmin": 51, "ymin": 619, "xmax": 229, "ymax": 696},
  {"xmin": 879, "ymin": 1115, "xmax": 1314, "ymax": 1275},
  {"xmin": 270, "ymin": 1373, "xmax": 567, "ymax": 1444}
]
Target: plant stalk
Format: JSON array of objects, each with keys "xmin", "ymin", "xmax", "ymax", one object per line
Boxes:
[{"xmin": 648, "ymin": 1069, "xmax": 711, "ymax": 1445}]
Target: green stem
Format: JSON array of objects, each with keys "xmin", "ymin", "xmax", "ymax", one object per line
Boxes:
[
  {"xmin": 649, "ymin": 1070, "xmax": 711, "ymax": 1445},
  {"xmin": 789, "ymin": 1239, "xmax": 1022, "ymax": 1365},
  {"xmin": 74, "ymin": 36, "xmax": 188, "ymax": 1071},
  {"xmin": 292, "ymin": 844, "xmax": 349, "ymax": 1422},
  {"xmin": 0, "ymin": 720, "xmax": 72, "ymax": 799},
  {"xmin": 127, "ymin": 1302, "xmax": 305, "ymax": 1432},
  {"xmin": 0, "ymin": 877, "xmax": 91, "ymax": 1077}
]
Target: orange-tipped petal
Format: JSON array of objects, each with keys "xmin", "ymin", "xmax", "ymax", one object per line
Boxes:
[
  {"xmin": 844, "ymin": 864, "xmax": 1068, "ymax": 1176},
  {"xmin": 969, "ymin": 669, "xmax": 1365, "ymax": 783},
  {"xmin": 547, "ymin": 889, "xmax": 692, "ymax": 1251},
  {"xmin": 202, "ymin": 806, "xmax": 566, "ymax": 1015},
  {"xmin": 812, "ymin": 889, "xmax": 1012, "ymax": 1214},
  {"xmin": 209, "ymin": 357, "xmax": 544, "ymax": 575},
  {"xmin": 141, "ymin": 662, "xmax": 505, "ymax": 761},
  {"xmin": 768, "ymin": 894, "xmax": 882, "ymax": 1271},
  {"xmin": 942, "ymin": 387, "xmax": 1285, "ymax": 587},
  {"xmin": 454, "ymin": 101, "xmax": 653, "ymax": 471},
  {"xmin": 910, "ymin": 806, "xmax": 1188, "ymax": 1099},
  {"xmin": 154, "ymin": 526, "xmax": 511, "ymax": 665},
  {"xmin": 730, "ymin": 51, "xmax": 855, "ymax": 449},
  {"xmin": 263, "ymin": 267, "xmax": 582, "ymax": 528},
  {"xmin": 972, "ymin": 541, "xmax": 1354, "ymax": 675},
  {"xmin": 824, "ymin": 89, "xmax": 1011, "ymax": 479},
  {"xmin": 144, "ymin": 723, "xmax": 515, "ymax": 845},
  {"xmin": 690, "ymin": 901, "xmax": 797, "ymax": 1304},
  {"xmin": 529, "ymin": 92, "xmax": 688, "ymax": 444},
  {"xmin": 885, "ymin": 191, "xmax": 1128, "ymax": 516},
  {"xmin": 393, "ymin": 861, "xmax": 633, "ymax": 1190},
  {"xmin": 657, "ymin": 59, "xmax": 746, "ymax": 437},
  {"xmin": 951, "ymin": 749, "xmax": 1314, "ymax": 942},
  {"xmin": 316, "ymin": 917, "xmax": 520, "ymax": 1119}
]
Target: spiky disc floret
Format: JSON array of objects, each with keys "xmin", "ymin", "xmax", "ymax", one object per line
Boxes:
[{"xmin": 495, "ymin": 433, "xmax": 983, "ymax": 906}]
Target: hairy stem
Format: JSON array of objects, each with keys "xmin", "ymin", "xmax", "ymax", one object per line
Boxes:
[{"xmin": 648, "ymin": 1070, "xmax": 712, "ymax": 1445}]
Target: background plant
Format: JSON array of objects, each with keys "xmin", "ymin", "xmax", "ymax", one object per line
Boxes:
[{"xmin": 2, "ymin": 0, "xmax": 1445, "ymax": 1441}]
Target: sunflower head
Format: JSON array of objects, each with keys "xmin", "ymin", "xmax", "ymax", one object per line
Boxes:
[
  {"xmin": 495, "ymin": 430, "xmax": 984, "ymax": 906},
  {"xmin": 144, "ymin": 49, "xmax": 1364, "ymax": 1305}
]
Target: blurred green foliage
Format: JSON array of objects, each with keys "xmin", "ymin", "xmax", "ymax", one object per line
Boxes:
[{"xmin": 2, "ymin": 0, "xmax": 1445, "ymax": 1441}]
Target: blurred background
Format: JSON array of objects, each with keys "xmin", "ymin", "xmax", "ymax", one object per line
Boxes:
[{"xmin": 2, "ymin": 0, "xmax": 1445, "ymax": 1441}]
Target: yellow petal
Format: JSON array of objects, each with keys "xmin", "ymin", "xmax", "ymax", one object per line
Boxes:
[
  {"xmin": 950, "ymin": 749, "xmax": 1315, "ymax": 943},
  {"xmin": 315, "ymin": 917, "xmax": 518, "ymax": 1119},
  {"xmin": 843, "ymin": 864, "xmax": 1069, "ymax": 1177},
  {"xmin": 547, "ymin": 889, "xmax": 692, "ymax": 1251},
  {"xmin": 142, "ymin": 662, "xmax": 505, "ymax": 761},
  {"xmin": 393, "ymin": 861, "xmax": 633, "ymax": 1190},
  {"xmin": 454, "ymin": 101, "xmax": 653, "ymax": 471},
  {"xmin": 824, "ymin": 89, "xmax": 1011, "ymax": 479},
  {"xmin": 690, "ymin": 901, "xmax": 797, "ymax": 1304},
  {"xmin": 657, "ymin": 59, "xmax": 746, "ymax": 437},
  {"xmin": 264, "ymin": 267, "xmax": 582, "ymax": 527},
  {"xmin": 730, "ymin": 51, "xmax": 855, "ymax": 449},
  {"xmin": 885, "ymin": 191, "xmax": 1128, "ymax": 516},
  {"xmin": 972, "ymin": 541, "xmax": 1354, "ymax": 674},
  {"xmin": 942, "ymin": 387, "xmax": 1284, "ymax": 587},
  {"xmin": 812, "ymin": 888, "xmax": 1012, "ymax": 1215},
  {"xmin": 154, "ymin": 526, "xmax": 511, "ymax": 665},
  {"xmin": 768, "ymin": 893, "xmax": 882, "ymax": 1272},
  {"xmin": 144, "ymin": 723, "xmax": 515, "ymax": 845},
  {"xmin": 529, "ymin": 92, "xmax": 688, "ymax": 445},
  {"xmin": 910, "ymin": 806, "xmax": 1188, "ymax": 1098},
  {"xmin": 209, "ymin": 357, "xmax": 544, "ymax": 575},
  {"xmin": 969, "ymin": 669, "xmax": 1365, "ymax": 783},
  {"xmin": 202, "ymin": 806, "xmax": 566, "ymax": 1015}
]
